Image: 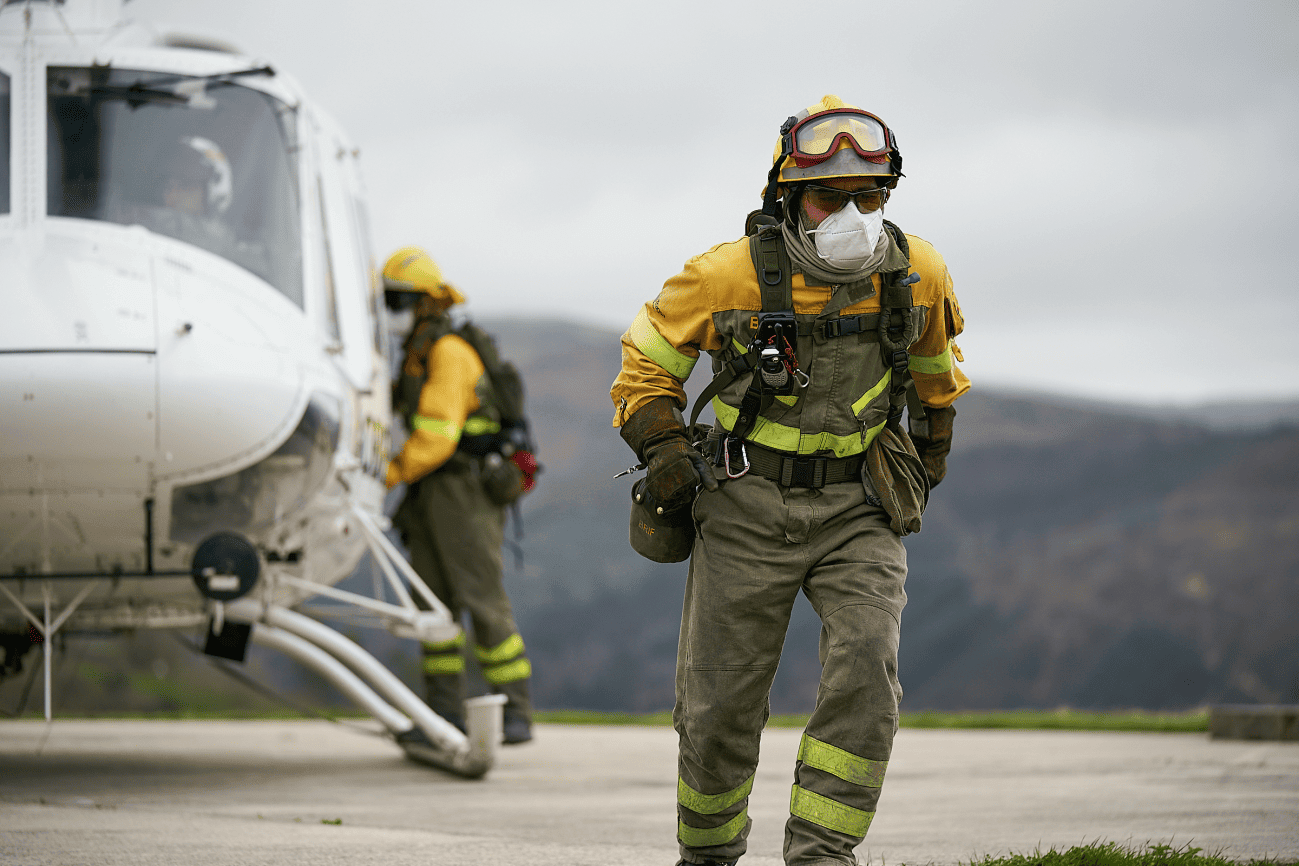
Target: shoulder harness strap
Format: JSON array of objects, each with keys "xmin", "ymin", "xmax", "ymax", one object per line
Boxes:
[
  {"xmin": 686, "ymin": 226, "xmax": 792, "ymax": 443},
  {"xmin": 877, "ymin": 223, "xmax": 925, "ymax": 428}
]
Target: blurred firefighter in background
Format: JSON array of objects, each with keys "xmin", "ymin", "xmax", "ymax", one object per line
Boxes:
[{"xmin": 383, "ymin": 246, "xmax": 539, "ymax": 745}]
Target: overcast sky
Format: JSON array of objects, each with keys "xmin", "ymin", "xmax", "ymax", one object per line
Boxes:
[{"xmin": 128, "ymin": 0, "xmax": 1298, "ymax": 406}]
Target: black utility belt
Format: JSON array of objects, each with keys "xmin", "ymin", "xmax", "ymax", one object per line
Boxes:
[{"xmin": 709, "ymin": 437, "xmax": 863, "ymax": 489}]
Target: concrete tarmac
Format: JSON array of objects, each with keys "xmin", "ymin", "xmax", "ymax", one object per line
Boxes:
[{"xmin": 0, "ymin": 719, "xmax": 1296, "ymax": 866}]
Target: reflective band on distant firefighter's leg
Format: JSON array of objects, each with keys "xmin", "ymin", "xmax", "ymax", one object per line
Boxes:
[
  {"xmin": 677, "ymin": 811, "xmax": 748, "ymax": 848},
  {"xmin": 422, "ymin": 653, "xmax": 465, "ymax": 675},
  {"xmin": 678, "ymin": 774, "xmax": 754, "ymax": 815},
  {"xmin": 789, "ymin": 785, "xmax": 874, "ymax": 837},
  {"xmin": 481, "ymin": 656, "xmax": 531, "ymax": 685},
  {"xmin": 474, "ymin": 633, "xmax": 525, "ymax": 665},
  {"xmin": 797, "ymin": 735, "xmax": 888, "ymax": 787},
  {"xmin": 421, "ymin": 633, "xmax": 466, "ymax": 654}
]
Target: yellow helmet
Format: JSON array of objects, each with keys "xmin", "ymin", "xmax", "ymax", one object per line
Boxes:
[
  {"xmin": 381, "ymin": 246, "xmax": 465, "ymax": 307},
  {"xmin": 771, "ymin": 95, "xmax": 902, "ymax": 186},
  {"xmin": 755, "ymin": 96, "xmax": 904, "ymax": 225}
]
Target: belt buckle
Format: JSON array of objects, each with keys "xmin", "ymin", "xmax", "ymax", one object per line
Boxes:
[{"xmin": 724, "ymin": 438, "xmax": 750, "ymax": 479}]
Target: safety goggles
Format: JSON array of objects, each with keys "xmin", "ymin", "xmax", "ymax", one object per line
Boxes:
[
  {"xmin": 800, "ymin": 183, "xmax": 889, "ymax": 215},
  {"xmin": 788, "ymin": 109, "xmax": 893, "ymax": 168}
]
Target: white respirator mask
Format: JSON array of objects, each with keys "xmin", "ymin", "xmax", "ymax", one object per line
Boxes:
[{"xmin": 808, "ymin": 202, "xmax": 885, "ymax": 270}]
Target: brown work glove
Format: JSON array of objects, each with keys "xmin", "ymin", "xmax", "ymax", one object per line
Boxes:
[
  {"xmin": 619, "ymin": 396, "xmax": 718, "ymax": 514},
  {"xmin": 909, "ymin": 405, "xmax": 956, "ymax": 488}
]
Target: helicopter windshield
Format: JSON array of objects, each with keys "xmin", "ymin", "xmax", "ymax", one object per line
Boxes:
[{"xmin": 46, "ymin": 66, "xmax": 304, "ymax": 306}]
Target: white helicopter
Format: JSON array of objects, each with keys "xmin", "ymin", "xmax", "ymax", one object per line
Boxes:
[{"xmin": 0, "ymin": 0, "xmax": 503, "ymax": 777}]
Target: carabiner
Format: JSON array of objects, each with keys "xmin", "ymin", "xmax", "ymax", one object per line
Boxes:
[{"xmin": 724, "ymin": 438, "xmax": 750, "ymax": 479}]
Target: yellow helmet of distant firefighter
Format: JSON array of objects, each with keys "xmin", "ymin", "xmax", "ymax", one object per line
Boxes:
[{"xmin": 381, "ymin": 246, "xmax": 465, "ymax": 310}]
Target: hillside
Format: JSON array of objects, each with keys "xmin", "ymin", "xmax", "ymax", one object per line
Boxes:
[
  {"xmin": 5, "ymin": 318, "xmax": 1295, "ymax": 718},
  {"xmin": 487, "ymin": 318, "xmax": 1299, "ymax": 713}
]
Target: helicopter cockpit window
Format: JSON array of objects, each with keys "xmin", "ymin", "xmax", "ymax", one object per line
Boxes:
[
  {"xmin": 0, "ymin": 72, "xmax": 10, "ymax": 214},
  {"xmin": 46, "ymin": 66, "xmax": 304, "ymax": 306}
]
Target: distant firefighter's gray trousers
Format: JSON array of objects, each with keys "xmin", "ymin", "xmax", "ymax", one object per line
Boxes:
[
  {"xmin": 674, "ymin": 472, "xmax": 906, "ymax": 866},
  {"xmin": 395, "ymin": 458, "xmax": 532, "ymax": 723}
]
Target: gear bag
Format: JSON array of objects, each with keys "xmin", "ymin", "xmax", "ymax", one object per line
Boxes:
[{"xmin": 395, "ymin": 316, "xmax": 537, "ymax": 507}]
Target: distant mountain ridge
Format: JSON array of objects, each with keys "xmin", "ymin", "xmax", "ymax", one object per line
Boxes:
[
  {"xmin": 478, "ymin": 317, "xmax": 1299, "ymax": 713},
  {"xmin": 8, "ymin": 317, "xmax": 1295, "ymax": 717}
]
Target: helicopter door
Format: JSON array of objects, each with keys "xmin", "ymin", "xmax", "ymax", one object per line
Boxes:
[{"xmin": 311, "ymin": 113, "xmax": 374, "ymax": 391}]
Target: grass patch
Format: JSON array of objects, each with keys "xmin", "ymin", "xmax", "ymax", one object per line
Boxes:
[
  {"xmin": 963, "ymin": 841, "xmax": 1294, "ymax": 866},
  {"xmin": 900, "ymin": 708, "xmax": 1209, "ymax": 733},
  {"xmin": 531, "ymin": 709, "xmax": 1210, "ymax": 732}
]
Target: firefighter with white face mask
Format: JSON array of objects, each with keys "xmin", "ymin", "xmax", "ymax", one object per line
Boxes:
[
  {"xmin": 383, "ymin": 247, "xmax": 538, "ymax": 747},
  {"xmin": 611, "ymin": 95, "xmax": 969, "ymax": 866}
]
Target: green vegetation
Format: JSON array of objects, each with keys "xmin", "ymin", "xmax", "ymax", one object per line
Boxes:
[
  {"xmin": 963, "ymin": 842, "xmax": 1293, "ymax": 866},
  {"xmin": 898, "ymin": 708, "xmax": 1209, "ymax": 733},
  {"xmin": 531, "ymin": 709, "xmax": 1210, "ymax": 733}
]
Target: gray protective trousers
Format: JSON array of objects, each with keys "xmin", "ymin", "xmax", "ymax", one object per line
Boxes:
[
  {"xmin": 675, "ymin": 470, "xmax": 906, "ymax": 866},
  {"xmin": 395, "ymin": 459, "xmax": 532, "ymax": 722}
]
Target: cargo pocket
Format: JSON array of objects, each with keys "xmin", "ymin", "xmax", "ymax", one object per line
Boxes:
[{"xmin": 865, "ymin": 425, "xmax": 930, "ymax": 537}]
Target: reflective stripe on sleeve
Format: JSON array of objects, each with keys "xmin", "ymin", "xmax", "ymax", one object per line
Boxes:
[
  {"xmin": 412, "ymin": 415, "xmax": 462, "ymax": 442},
  {"xmin": 798, "ymin": 735, "xmax": 888, "ymax": 787},
  {"xmin": 789, "ymin": 785, "xmax": 874, "ymax": 837},
  {"xmin": 908, "ymin": 342, "xmax": 954, "ymax": 375},
  {"xmin": 628, "ymin": 307, "xmax": 698, "ymax": 380},
  {"xmin": 677, "ymin": 812, "xmax": 748, "ymax": 848},
  {"xmin": 677, "ymin": 774, "xmax": 754, "ymax": 815}
]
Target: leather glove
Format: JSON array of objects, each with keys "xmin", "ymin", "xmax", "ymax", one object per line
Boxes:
[
  {"xmin": 909, "ymin": 404, "xmax": 956, "ymax": 488},
  {"xmin": 619, "ymin": 396, "xmax": 718, "ymax": 514}
]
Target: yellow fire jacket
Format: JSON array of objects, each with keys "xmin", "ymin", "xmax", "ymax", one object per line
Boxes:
[
  {"xmin": 386, "ymin": 332, "xmax": 486, "ymax": 488},
  {"xmin": 611, "ymin": 230, "xmax": 969, "ymax": 456}
]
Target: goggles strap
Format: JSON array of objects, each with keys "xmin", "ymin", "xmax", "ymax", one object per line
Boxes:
[{"xmin": 761, "ymin": 115, "xmax": 799, "ymax": 219}]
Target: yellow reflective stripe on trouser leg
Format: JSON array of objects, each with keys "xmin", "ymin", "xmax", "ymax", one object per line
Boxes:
[
  {"xmin": 676, "ymin": 774, "xmax": 753, "ymax": 848},
  {"xmin": 474, "ymin": 633, "xmax": 525, "ymax": 665},
  {"xmin": 678, "ymin": 774, "xmax": 754, "ymax": 814},
  {"xmin": 421, "ymin": 633, "xmax": 465, "ymax": 654},
  {"xmin": 422, "ymin": 654, "xmax": 465, "ymax": 675},
  {"xmin": 798, "ymin": 735, "xmax": 888, "ymax": 787},
  {"xmin": 482, "ymin": 657, "xmax": 531, "ymax": 684},
  {"xmin": 678, "ymin": 811, "xmax": 748, "ymax": 849},
  {"xmin": 628, "ymin": 307, "xmax": 697, "ymax": 380},
  {"xmin": 422, "ymin": 632, "xmax": 466, "ymax": 675},
  {"xmin": 475, "ymin": 634, "xmax": 530, "ymax": 685},
  {"xmin": 789, "ymin": 785, "xmax": 874, "ymax": 837}
]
